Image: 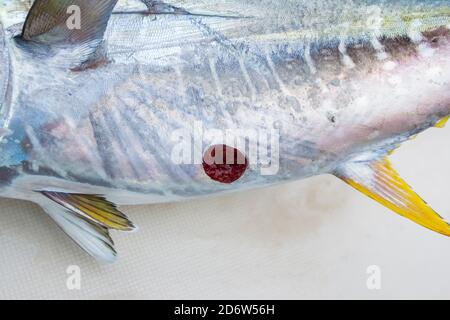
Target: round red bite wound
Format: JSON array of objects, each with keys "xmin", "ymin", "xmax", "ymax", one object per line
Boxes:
[{"xmin": 202, "ymin": 144, "xmax": 248, "ymax": 184}]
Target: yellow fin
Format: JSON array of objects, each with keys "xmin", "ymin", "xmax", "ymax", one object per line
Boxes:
[
  {"xmin": 335, "ymin": 158, "xmax": 450, "ymax": 236},
  {"xmin": 41, "ymin": 191, "xmax": 136, "ymax": 231},
  {"xmin": 435, "ymin": 115, "xmax": 450, "ymax": 128}
]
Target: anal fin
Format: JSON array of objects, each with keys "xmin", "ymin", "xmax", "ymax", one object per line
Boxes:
[{"xmin": 334, "ymin": 157, "xmax": 450, "ymax": 236}]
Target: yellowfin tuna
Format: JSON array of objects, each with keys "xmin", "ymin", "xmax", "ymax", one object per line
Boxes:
[{"xmin": 0, "ymin": 0, "xmax": 449, "ymax": 261}]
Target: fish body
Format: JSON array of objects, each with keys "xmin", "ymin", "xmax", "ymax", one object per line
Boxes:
[{"xmin": 0, "ymin": 0, "xmax": 449, "ymax": 261}]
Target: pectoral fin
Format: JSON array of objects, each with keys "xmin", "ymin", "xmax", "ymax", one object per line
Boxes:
[
  {"xmin": 41, "ymin": 201, "xmax": 117, "ymax": 263},
  {"xmin": 39, "ymin": 191, "xmax": 136, "ymax": 262},
  {"xmin": 335, "ymin": 158, "xmax": 450, "ymax": 236},
  {"xmin": 19, "ymin": 0, "xmax": 118, "ymax": 67},
  {"xmin": 22, "ymin": 0, "xmax": 118, "ymax": 42},
  {"xmin": 41, "ymin": 191, "xmax": 136, "ymax": 231}
]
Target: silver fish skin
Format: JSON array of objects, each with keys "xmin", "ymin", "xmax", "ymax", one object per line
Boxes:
[{"xmin": 0, "ymin": 0, "xmax": 449, "ymax": 261}]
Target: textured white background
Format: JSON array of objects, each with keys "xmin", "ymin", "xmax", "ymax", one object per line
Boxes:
[{"xmin": 0, "ymin": 125, "xmax": 449, "ymax": 300}]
